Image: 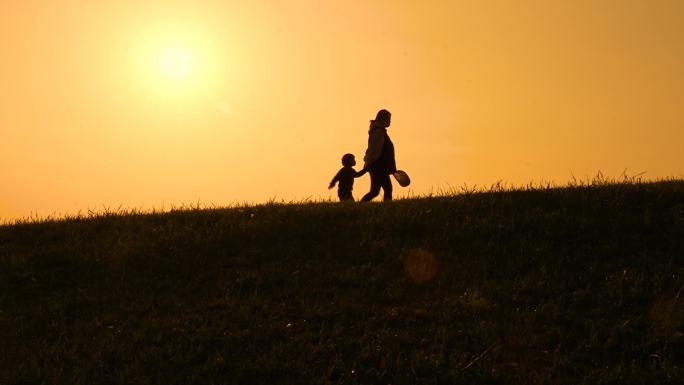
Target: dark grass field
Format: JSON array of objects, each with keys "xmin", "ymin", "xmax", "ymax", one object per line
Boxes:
[{"xmin": 1, "ymin": 180, "xmax": 683, "ymax": 384}]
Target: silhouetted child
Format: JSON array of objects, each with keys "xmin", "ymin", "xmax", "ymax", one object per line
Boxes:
[{"xmin": 329, "ymin": 153, "xmax": 366, "ymax": 201}]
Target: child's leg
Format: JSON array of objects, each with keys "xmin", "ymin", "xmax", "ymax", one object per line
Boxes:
[{"xmin": 338, "ymin": 190, "xmax": 353, "ymax": 202}]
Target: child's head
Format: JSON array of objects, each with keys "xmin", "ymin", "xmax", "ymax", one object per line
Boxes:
[{"xmin": 341, "ymin": 153, "xmax": 356, "ymax": 167}]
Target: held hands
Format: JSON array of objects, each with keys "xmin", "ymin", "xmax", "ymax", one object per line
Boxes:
[{"xmin": 328, "ymin": 182, "xmax": 335, "ymax": 189}]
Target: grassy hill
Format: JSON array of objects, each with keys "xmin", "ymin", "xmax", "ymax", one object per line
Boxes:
[{"xmin": 1, "ymin": 181, "xmax": 683, "ymax": 384}]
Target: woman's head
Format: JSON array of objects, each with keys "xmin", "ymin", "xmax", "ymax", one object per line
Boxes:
[{"xmin": 374, "ymin": 109, "xmax": 391, "ymax": 127}]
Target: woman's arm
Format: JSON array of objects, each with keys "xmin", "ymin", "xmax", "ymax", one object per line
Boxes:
[{"xmin": 363, "ymin": 129, "xmax": 385, "ymax": 170}]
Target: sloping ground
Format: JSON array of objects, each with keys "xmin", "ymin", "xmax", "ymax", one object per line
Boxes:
[{"xmin": 1, "ymin": 181, "xmax": 683, "ymax": 384}]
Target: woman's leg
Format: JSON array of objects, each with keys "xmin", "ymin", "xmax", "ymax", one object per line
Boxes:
[
  {"xmin": 380, "ymin": 173, "xmax": 393, "ymax": 201},
  {"xmin": 361, "ymin": 170, "xmax": 382, "ymax": 202}
]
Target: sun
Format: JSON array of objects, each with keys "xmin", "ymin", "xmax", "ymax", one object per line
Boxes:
[
  {"xmin": 131, "ymin": 27, "xmax": 226, "ymax": 101},
  {"xmin": 159, "ymin": 47, "xmax": 194, "ymax": 79}
]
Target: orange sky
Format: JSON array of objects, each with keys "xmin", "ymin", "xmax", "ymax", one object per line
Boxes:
[{"xmin": 1, "ymin": 0, "xmax": 682, "ymax": 220}]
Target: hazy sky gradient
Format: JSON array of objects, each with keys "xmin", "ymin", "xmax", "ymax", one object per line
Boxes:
[{"xmin": 1, "ymin": 0, "xmax": 682, "ymax": 219}]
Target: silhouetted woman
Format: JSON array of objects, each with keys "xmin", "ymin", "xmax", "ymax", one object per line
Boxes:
[{"xmin": 361, "ymin": 109, "xmax": 397, "ymax": 202}]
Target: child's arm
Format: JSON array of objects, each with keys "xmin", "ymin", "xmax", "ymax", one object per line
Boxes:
[
  {"xmin": 355, "ymin": 168, "xmax": 367, "ymax": 177},
  {"xmin": 328, "ymin": 170, "xmax": 341, "ymax": 189}
]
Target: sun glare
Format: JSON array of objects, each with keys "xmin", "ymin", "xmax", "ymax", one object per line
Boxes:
[
  {"xmin": 131, "ymin": 26, "xmax": 229, "ymax": 104},
  {"xmin": 160, "ymin": 47, "xmax": 194, "ymax": 79}
]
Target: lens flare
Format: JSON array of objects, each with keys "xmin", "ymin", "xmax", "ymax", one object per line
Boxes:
[{"xmin": 403, "ymin": 249, "xmax": 439, "ymax": 283}]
